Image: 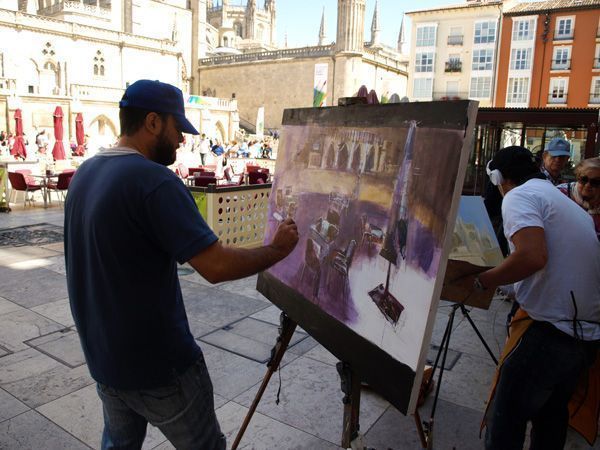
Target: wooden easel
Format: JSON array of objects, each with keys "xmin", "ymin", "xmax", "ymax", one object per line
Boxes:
[{"xmin": 231, "ymin": 312, "xmax": 362, "ymax": 449}]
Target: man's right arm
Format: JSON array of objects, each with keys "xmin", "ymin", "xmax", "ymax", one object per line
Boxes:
[{"xmin": 188, "ymin": 218, "xmax": 299, "ymax": 283}]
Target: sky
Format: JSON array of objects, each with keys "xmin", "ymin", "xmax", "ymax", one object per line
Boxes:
[{"xmin": 272, "ymin": 0, "xmax": 462, "ymax": 49}]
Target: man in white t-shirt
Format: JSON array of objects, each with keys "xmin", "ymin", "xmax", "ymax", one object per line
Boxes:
[
  {"xmin": 196, "ymin": 133, "xmax": 210, "ymax": 166},
  {"xmin": 459, "ymin": 146, "xmax": 600, "ymax": 449}
]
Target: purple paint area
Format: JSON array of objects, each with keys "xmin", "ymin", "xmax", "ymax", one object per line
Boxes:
[
  {"xmin": 265, "ymin": 191, "xmax": 390, "ymax": 325},
  {"xmin": 406, "ymin": 219, "xmax": 441, "ymax": 278}
]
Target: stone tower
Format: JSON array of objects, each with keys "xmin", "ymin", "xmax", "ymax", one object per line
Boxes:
[
  {"xmin": 336, "ymin": 0, "xmax": 365, "ymax": 53},
  {"xmin": 318, "ymin": 7, "xmax": 326, "ymax": 46},
  {"xmin": 246, "ymin": 0, "xmax": 256, "ymax": 40},
  {"xmin": 370, "ymin": 0, "xmax": 381, "ymax": 47},
  {"xmin": 265, "ymin": 0, "xmax": 276, "ymax": 46}
]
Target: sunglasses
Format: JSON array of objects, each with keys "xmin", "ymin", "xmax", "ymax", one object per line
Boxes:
[{"xmin": 577, "ymin": 176, "xmax": 600, "ymax": 188}]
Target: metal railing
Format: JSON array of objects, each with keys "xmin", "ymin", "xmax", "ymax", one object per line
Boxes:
[
  {"xmin": 594, "ymin": 58, "xmax": 600, "ymax": 69},
  {"xmin": 432, "ymin": 92, "xmax": 468, "ymax": 101},
  {"xmin": 200, "ymin": 44, "xmax": 335, "ymax": 66},
  {"xmin": 447, "ymin": 35, "xmax": 463, "ymax": 45},
  {"xmin": 551, "ymin": 59, "xmax": 570, "ymax": 70},
  {"xmin": 445, "ymin": 61, "xmax": 462, "ymax": 72},
  {"xmin": 548, "ymin": 93, "xmax": 568, "ymax": 104}
]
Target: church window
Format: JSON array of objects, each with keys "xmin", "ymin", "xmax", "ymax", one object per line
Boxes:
[
  {"xmin": 234, "ymin": 22, "xmax": 243, "ymax": 37},
  {"xmin": 93, "ymin": 50, "xmax": 105, "ymax": 77},
  {"xmin": 223, "ymin": 36, "xmax": 228, "ymax": 47}
]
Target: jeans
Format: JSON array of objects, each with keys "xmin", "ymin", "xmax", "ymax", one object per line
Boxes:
[
  {"xmin": 96, "ymin": 354, "xmax": 226, "ymax": 450},
  {"xmin": 485, "ymin": 321, "xmax": 597, "ymax": 450},
  {"xmin": 199, "ymin": 153, "xmax": 206, "ymax": 166}
]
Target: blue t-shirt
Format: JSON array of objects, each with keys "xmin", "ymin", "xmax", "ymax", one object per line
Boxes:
[
  {"xmin": 64, "ymin": 150, "xmax": 218, "ymax": 389},
  {"xmin": 212, "ymin": 145, "xmax": 224, "ymax": 156}
]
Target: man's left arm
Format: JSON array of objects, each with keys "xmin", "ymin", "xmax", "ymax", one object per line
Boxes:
[{"xmin": 451, "ymin": 226, "xmax": 548, "ymax": 293}]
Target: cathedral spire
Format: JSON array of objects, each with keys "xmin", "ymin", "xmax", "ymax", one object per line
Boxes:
[
  {"xmin": 397, "ymin": 12, "xmax": 405, "ymax": 53},
  {"xmin": 318, "ymin": 7, "xmax": 326, "ymax": 46},
  {"xmin": 370, "ymin": 0, "xmax": 381, "ymax": 47}
]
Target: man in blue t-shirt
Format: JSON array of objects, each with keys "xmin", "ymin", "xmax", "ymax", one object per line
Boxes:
[{"xmin": 64, "ymin": 80, "xmax": 298, "ymax": 450}]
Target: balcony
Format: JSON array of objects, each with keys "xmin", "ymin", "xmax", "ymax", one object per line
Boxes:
[
  {"xmin": 444, "ymin": 61, "xmax": 462, "ymax": 73},
  {"xmin": 551, "ymin": 59, "xmax": 571, "ymax": 70},
  {"xmin": 594, "ymin": 58, "xmax": 600, "ymax": 69},
  {"xmin": 548, "ymin": 93, "xmax": 568, "ymax": 104},
  {"xmin": 38, "ymin": 0, "xmax": 111, "ymax": 19},
  {"xmin": 447, "ymin": 35, "xmax": 463, "ymax": 46},
  {"xmin": 433, "ymin": 92, "xmax": 468, "ymax": 101},
  {"xmin": 553, "ymin": 32, "xmax": 574, "ymax": 41},
  {"xmin": 589, "ymin": 93, "xmax": 600, "ymax": 104}
]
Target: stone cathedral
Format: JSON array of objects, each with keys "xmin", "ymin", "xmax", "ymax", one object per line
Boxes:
[{"xmin": 0, "ymin": 0, "xmax": 407, "ymax": 147}]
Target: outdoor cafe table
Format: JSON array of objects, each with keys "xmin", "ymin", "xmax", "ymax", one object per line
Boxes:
[{"xmin": 29, "ymin": 173, "xmax": 58, "ymax": 208}]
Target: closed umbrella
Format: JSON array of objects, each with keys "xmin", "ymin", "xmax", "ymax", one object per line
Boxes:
[
  {"xmin": 75, "ymin": 113, "xmax": 85, "ymax": 156},
  {"xmin": 51, "ymin": 106, "xmax": 66, "ymax": 160},
  {"xmin": 10, "ymin": 109, "xmax": 27, "ymax": 160}
]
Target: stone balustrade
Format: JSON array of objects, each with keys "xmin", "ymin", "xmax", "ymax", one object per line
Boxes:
[
  {"xmin": 70, "ymin": 84, "xmax": 124, "ymax": 101},
  {"xmin": 0, "ymin": 9, "xmax": 177, "ymax": 54},
  {"xmin": 38, "ymin": 1, "xmax": 111, "ymax": 19},
  {"xmin": 199, "ymin": 44, "xmax": 335, "ymax": 66}
]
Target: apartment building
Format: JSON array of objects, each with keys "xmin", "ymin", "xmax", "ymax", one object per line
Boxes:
[
  {"xmin": 496, "ymin": 0, "xmax": 600, "ymax": 108},
  {"xmin": 406, "ymin": 0, "xmax": 502, "ymax": 106}
]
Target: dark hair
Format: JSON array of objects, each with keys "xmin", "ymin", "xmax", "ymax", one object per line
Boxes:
[
  {"xmin": 490, "ymin": 146, "xmax": 542, "ymax": 186},
  {"xmin": 119, "ymin": 107, "xmax": 169, "ymax": 136}
]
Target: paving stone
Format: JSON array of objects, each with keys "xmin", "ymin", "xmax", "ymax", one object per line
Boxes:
[
  {"xmin": 181, "ymin": 281, "xmax": 267, "ymax": 328},
  {"xmin": 0, "ymin": 296, "xmax": 24, "ymax": 316},
  {"xmin": 0, "ymin": 308, "xmax": 64, "ymax": 352},
  {"xmin": 0, "ymin": 409, "xmax": 90, "ymax": 449},
  {"xmin": 31, "ymin": 298, "xmax": 74, "ymax": 327},
  {"xmin": 187, "ymin": 318, "xmax": 218, "ymax": 339},
  {"xmin": 40, "ymin": 254, "xmax": 67, "ymax": 276},
  {"xmin": 36, "ymin": 384, "xmax": 167, "ymax": 450},
  {"xmin": 365, "ymin": 398, "xmax": 485, "ymax": 450},
  {"xmin": 0, "ymin": 245, "xmax": 61, "ymax": 267},
  {"xmin": 250, "ymin": 304, "xmax": 284, "ymax": 325},
  {"xmin": 200, "ymin": 329, "xmax": 275, "ymax": 363},
  {"xmin": 0, "ymin": 348, "xmax": 93, "ymax": 408},
  {"xmin": 216, "ymin": 401, "xmax": 341, "ymax": 449},
  {"xmin": 303, "ymin": 344, "xmax": 340, "ymax": 367},
  {"xmin": 214, "ymin": 274, "xmax": 271, "ymax": 303},
  {"xmin": 201, "ymin": 343, "xmax": 268, "ymax": 400},
  {"xmin": 0, "ymin": 387, "xmax": 29, "ymax": 422},
  {"xmin": 435, "ymin": 352, "xmax": 497, "ymax": 413},
  {"xmin": 40, "ymin": 241, "xmax": 64, "ymax": 253},
  {"xmin": 0, "ymin": 267, "xmax": 68, "ymax": 308},
  {"xmin": 0, "ymin": 345, "xmax": 9, "ymax": 358},
  {"xmin": 234, "ymin": 355, "xmax": 389, "ymax": 444},
  {"xmin": 26, "ymin": 328, "xmax": 85, "ymax": 368}
]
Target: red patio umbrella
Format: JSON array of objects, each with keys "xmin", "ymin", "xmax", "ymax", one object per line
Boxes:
[
  {"xmin": 10, "ymin": 109, "xmax": 27, "ymax": 160},
  {"xmin": 74, "ymin": 113, "xmax": 85, "ymax": 156},
  {"xmin": 52, "ymin": 106, "xmax": 66, "ymax": 160}
]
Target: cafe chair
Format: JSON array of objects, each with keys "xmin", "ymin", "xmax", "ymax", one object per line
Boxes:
[
  {"xmin": 47, "ymin": 171, "xmax": 74, "ymax": 207},
  {"xmin": 194, "ymin": 175, "xmax": 217, "ymax": 187},
  {"xmin": 328, "ymin": 239, "xmax": 357, "ymax": 299},
  {"xmin": 8, "ymin": 171, "xmax": 42, "ymax": 207},
  {"xmin": 248, "ymin": 171, "xmax": 268, "ymax": 185}
]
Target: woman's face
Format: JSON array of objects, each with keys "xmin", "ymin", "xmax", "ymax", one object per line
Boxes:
[{"xmin": 577, "ymin": 167, "xmax": 600, "ymax": 208}]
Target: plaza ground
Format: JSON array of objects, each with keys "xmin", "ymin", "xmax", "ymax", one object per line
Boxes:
[{"xmin": 0, "ymin": 203, "xmax": 597, "ymax": 449}]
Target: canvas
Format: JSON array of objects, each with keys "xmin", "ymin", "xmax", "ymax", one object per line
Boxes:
[{"xmin": 257, "ymin": 101, "xmax": 478, "ymax": 414}]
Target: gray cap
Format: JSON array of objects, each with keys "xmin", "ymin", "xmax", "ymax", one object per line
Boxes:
[{"xmin": 544, "ymin": 137, "xmax": 571, "ymax": 157}]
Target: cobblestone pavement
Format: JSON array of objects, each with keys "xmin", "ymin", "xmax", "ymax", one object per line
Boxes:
[{"xmin": 0, "ymin": 205, "xmax": 597, "ymax": 449}]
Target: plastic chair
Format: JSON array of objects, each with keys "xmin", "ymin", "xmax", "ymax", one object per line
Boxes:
[
  {"xmin": 8, "ymin": 171, "xmax": 42, "ymax": 207},
  {"xmin": 46, "ymin": 172, "xmax": 73, "ymax": 206},
  {"xmin": 248, "ymin": 172, "xmax": 268, "ymax": 185},
  {"xmin": 194, "ymin": 176, "xmax": 217, "ymax": 187}
]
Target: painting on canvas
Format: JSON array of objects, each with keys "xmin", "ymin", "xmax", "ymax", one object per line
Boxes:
[{"xmin": 257, "ymin": 101, "xmax": 478, "ymax": 414}]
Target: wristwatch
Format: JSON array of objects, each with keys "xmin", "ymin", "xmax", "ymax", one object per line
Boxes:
[{"xmin": 474, "ymin": 275, "xmax": 487, "ymax": 291}]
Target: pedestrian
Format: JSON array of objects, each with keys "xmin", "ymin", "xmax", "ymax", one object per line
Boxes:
[
  {"xmin": 541, "ymin": 137, "xmax": 571, "ymax": 185},
  {"xmin": 456, "ymin": 146, "xmax": 600, "ymax": 449},
  {"xmin": 36, "ymin": 129, "xmax": 48, "ymax": 155},
  {"xmin": 64, "ymin": 79, "xmax": 299, "ymax": 450}
]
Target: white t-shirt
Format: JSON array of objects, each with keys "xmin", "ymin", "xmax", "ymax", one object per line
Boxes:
[
  {"xmin": 503, "ymin": 178, "xmax": 600, "ymax": 340},
  {"xmin": 198, "ymin": 138, "xmax": 210, "ymax": 155}
]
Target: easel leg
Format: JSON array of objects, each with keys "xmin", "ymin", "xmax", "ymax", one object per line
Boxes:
[
  {"xmin": 231, "ymin": 313, "xmax": 297, "ymax": 450},
  {"xmin": 459, "ymin": 304, "xmax": 499, "ymax": 365},
  {"xmin": 337, "ymin": 361, "xmax": 361, "ymax": 448}
]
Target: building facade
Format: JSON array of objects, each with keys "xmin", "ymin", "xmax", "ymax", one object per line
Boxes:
[
  {"xmin": 406, "ymin": 0, "xmax": 502, "ymax": 106},
  {"xmin": 495, "ymin": 0, "xmax": 600, "ymax": 108},
  {"xmin": 198, "ymin": 0, "xmax": 409, "ymax": 129}
]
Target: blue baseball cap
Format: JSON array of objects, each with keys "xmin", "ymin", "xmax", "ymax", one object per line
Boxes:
[
  {"xmin": 119, "ymin": 80, "xmax": 199, "ymax": 135},
  {"xmin": 544, "ymin": 137, "xmax": 571, "ymax": 157}
]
